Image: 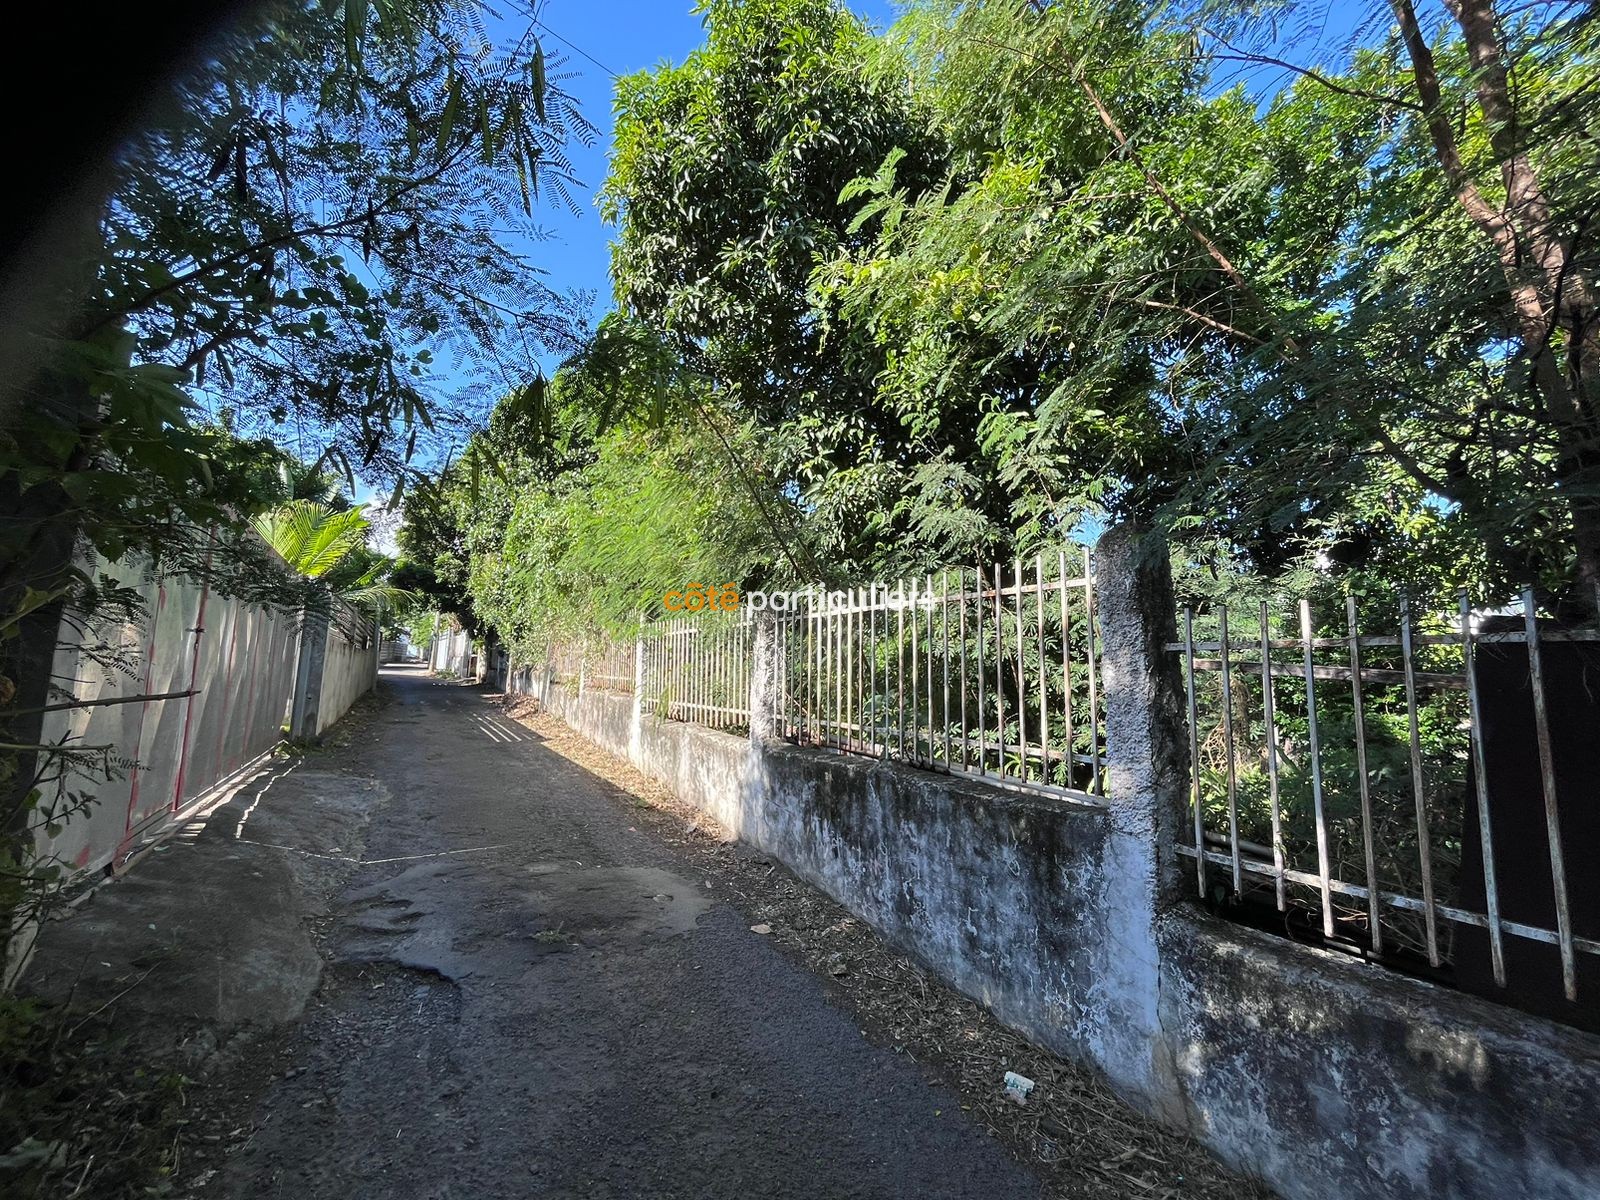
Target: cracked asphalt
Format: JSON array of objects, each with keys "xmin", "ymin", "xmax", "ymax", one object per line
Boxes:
[{"xmin": 200, "ymin": 667, "xmax": 1046, "ymax": 1199}]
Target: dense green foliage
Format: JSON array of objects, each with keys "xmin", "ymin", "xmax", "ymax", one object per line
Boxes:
[
  {"xmin": 401, "ymin": 334, "xmax": 777, "ymax": 658},
  {"xmin": 5, "ymin": 0, "xmax": 589, "ymax": 607},
  {"xmin": 602, "ymin": 0, "xmax": 959, "ymax": 574},
  {"xmin": 828, "ymin": 0, "xmax": 1600, "ymax": 601},
  {"xmin": 580, "ymin": 0, "xmax": 1600, "ymax": 611},
  {"xmin": 0, "ymin": 0, "xmax": 587, "ymax": 966}
]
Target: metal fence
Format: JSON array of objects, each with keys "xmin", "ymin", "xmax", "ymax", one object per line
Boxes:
[
  {"xmin": 1174, "ymin": 589, "xmax": 1598, "ymax": 1001},
  {"xmin": 524, "ymin": 548, "xmax": 1599, "ymax": 1010},
  {"xmin": 639, "ymin": 613, "xmax": 753, "ymax": 731},
  {"xmin": 34, "ymin": 536, "xmax": 358, "ymax": 880},
  {"xmin": 544, "ymin": 638, "xmax": 637, "ymax": 694},
  {"xmin": 776, "ymin": 551, "xmax": 1105, "ymax": 802}
]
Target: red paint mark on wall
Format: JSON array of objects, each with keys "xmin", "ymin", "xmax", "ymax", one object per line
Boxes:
[
  {"xmin": 117, "ymin": 582, "xmax": 166, "ymax": 866},
  {"xmin": 170, "ymin": 529, "xmax": 214, "ymax": 812},
  {"xmin": 213, "ymin": 598, "xmax": 242, "ymax": 774}
]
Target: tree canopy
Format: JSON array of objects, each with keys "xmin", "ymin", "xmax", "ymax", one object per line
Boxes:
[{"xmin": 578, "ymin": 0, "xmax": 1600, "ymax": 613}]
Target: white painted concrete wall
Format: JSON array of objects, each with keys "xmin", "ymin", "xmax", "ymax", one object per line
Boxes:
[
  {"xmin": 36, "ymin": 550, "xmax": 299, "ymax": 879},
  {"xmin": 509, "ymin": 642, "xmax": 1600, "ymax": 1200}
]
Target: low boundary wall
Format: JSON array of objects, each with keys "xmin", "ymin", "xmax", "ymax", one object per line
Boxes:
[
  {"xmin": 288, "ymin": 604, "xmax": 380, "ymax": 739},
  {"xmin": 511, "ymin": 528, "xmax": 1600, "ymax": 1200}
]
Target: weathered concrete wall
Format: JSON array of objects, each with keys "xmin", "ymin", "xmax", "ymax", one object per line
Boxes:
[
  {"xmin": 1160, "ymin": 910, "xmax": 1600, "ymax": 1200},
  {"xmin": 509, "ymin": 597, "xmax": 1600, "ymax": 1200},
  {"xmin": 742, "ymin": 746, "xmax": 1123, "ymax": 1071},
  {"xmin": 288, "ymin": 601, "xmax": 379, "ymax": 740},
  {"xmin": 313, "ymin": 612, "xmax": 379, "ymax": 736},
  {"xmin": 430, "ymin": 626, "xmax": 474, "ymax": 678}
]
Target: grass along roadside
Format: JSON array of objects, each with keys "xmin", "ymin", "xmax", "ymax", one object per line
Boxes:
[{"xmin": 0, "ymin": 990, "xmax": 196, "ymax": 1198}]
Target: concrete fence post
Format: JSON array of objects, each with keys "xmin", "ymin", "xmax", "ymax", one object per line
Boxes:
[
  {"xmin": 1091, "ymin": 519, "xmax": 1190, "ymax": 1113},
  {"xmin": 749, "ymin": 613, "xmax": 780, "ymax": 744},
  {"xmin": 288, "ymin": 605, "xmax": 331, "ymax": 741},
  {"xmin": 1096, "ymin": 521, "xmax": 1192, "ymax": 901}
]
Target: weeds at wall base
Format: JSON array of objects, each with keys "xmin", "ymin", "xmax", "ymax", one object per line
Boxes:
[{"xmin": 0, "ymin": 993, "xmax": 191, "ymax": 1198}]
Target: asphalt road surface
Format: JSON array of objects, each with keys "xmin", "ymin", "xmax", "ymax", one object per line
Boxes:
[{"xmin": 203, "ymin": 667, "xmax": 1045, "ymax": 1200}]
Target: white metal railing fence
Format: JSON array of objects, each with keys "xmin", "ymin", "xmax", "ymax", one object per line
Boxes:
[
  {"xmin": 1175, "ymin": 589, "xmax": 1599, "ymax": 1002},
  {"xmin": 534, "ymin": 551, "xmax": 1596, "ymax": 1009},
  {"xmin": 776, "ymin": 551, "xmax": 1105, "ymax": 803},
  {"xmin": 544, "ymin": 637, "xmax": 637, "ymax": 694},
  {"xmin": 639, "ymin": 613, "xmax": 753, "ymax": 730}
]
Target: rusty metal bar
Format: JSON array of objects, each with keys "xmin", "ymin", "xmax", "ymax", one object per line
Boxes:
[
  {"xmin": 883, "ymin": 589, "xmax": 893, "ymax": 757},
  {"xmin": 926, "ymin": 576, "xmax": 936, "ymax": 765},
  {"xmin": 1182, "ymin": 657, "xmax": 1465, "ymax": 690},
  {"xmin": 942, "ymin": 571, "xmax": 952, "ymax": 766},
  {"xmin": 1460, "ymin": 592, "xmax": 1505, "ymax": 985},
  {"xmin": 1347, "ymin": 595, "xmax": 1383, "ymax": 954},
  {"xmin": 994, "ymin": 561, "xmax": 1006, "ymax": 778},
  {"xmin": 851, "ymin": 592, "xmax": 861, "ymax": 750},
  {"xmin": 1184, "ymin": 606, "xmax": 1205, "ymax": 897},
  {"xmin": 911, "ymin": 578, "xmax": 922, "ymax": 762},
  {"xmin": 1177, "ymin": 842, "xmax": 1600, "ymax": 956},
  {"xmin": 1260, "ymin": 602, "xmax": 1285, "ymax": 912},
  {"xmin": 896, "ymin": 583, "xmax": 906, "ymax": 761},
  {"xmin": 1219, "ymin": 605, "xmax": 1241, "ymax": 896},
  {"xmin": 976, "ymin": 566, "xmax": 987, "ymax": 775},
  {"xmin": 1035, "ymin": 555, "xmax": 1048, "ymax": 784},
  {"xmin": 961, "ymin": 569, "xmax": 971, "ymax": 772},
  {"xmin": 1060, "ymin": 550, "xmax": 1074, "ymax": 791},
  {"xmin": 1083, "ymin": 547, "xmax": 1101, "ymax": 793},
  {"xmin": 1014, "ymin": 558, "xmax": 1027, "ymax": 780},
  {"xmin": 837, "ymin": 596, "xmax": 847, "ymax": 744}
]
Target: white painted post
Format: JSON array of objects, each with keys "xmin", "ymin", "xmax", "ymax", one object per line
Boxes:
[
  {"xmin": 1091, "ymin": 519, "xmax": 1190, "ymax": 1115},
  {"xmin": 630, "ymin": 626, "xmax": 646, "ymax": 762},
  {"xmin": 749, "ymin": 613, "xmax": 780, "ymax": 743}
]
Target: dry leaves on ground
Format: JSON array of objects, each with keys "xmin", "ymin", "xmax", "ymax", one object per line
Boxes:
[{"xmin": 494, "ymin": 693, "xmax": 1273, "ymax": 1200}]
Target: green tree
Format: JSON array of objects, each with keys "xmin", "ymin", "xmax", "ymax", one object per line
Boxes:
[
  {"xmin": 404, "ymin": 322, "xmax": 781, "ymax": 662},
  {"xmin": 601, "ymin": 0, "xmax": 958, "ymax": 574},
  {"xmin": 251, "ymin": 500, "xmax": 408, "ymax": 611},
  {"xmin": 820, "ymin": 0, "xmax": 1600, "ymax": 604}
]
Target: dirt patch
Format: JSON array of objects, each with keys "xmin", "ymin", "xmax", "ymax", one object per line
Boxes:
[
  {"xmin": 494, "ymin": 694, "xmax": 1272, "ymax": 1200},
  {"xmin": 7, "ymin": 687, "xmax": 397, "ymax": 1199}
]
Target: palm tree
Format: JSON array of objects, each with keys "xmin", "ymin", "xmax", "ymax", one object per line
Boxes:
[{"xmin": 250, "ymin": 500, "xmax": 410, "ymax": 611}]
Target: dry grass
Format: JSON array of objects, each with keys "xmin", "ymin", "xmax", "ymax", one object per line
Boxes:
[{"xmin": 494, "ymin": 694, "xmax": 1273, "ymax": 1200}]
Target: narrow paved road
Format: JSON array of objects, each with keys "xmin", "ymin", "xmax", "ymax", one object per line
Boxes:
[{"xmin": 210, "ymin": 667, "xmax": 1044, "ymax": 1199}]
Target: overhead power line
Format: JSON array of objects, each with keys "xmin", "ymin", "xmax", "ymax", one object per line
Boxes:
[{"xmin": 536, "ymin": 20, "xmax": 619, "ymax": 79}]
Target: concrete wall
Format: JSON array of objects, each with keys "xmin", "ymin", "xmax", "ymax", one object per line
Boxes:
[
  {"xmin": 510, "ymin": 541, "xmax": 1600, "ymax": 1200},
  {"xmin": 430, "ymin": 626, "xmax": 474, "ymax": 678},
  {"xmin": 39, "ymin": 557, "xmax": 380, "ymax": 889},
  {"xmin": 313, "ymin": 612, "xmax": 379, "ymax": 736},
  {"xmin": 1159, "ymin": 910, "xmax": 1600, "ymax": 1200},
  {"xmin": 37, "ymin": 549, "xmax": 301, "ymax": 880},
  {"xmin": 287, "ymin": 600, "xmax": 380, "ymax": 740}
]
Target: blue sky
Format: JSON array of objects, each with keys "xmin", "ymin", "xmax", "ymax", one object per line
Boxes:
[
  {"xmin": 512, "ymin": 0, "xmax": 1367, "ymax": 346},
  {"xmin": 524, "ymin": 0, "xmax": 901, "ymax": 330}
]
